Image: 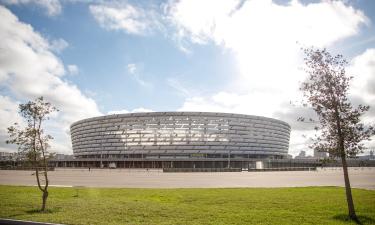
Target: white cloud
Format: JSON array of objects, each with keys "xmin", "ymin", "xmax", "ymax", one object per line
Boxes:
[
  {"xmin": 108, "ymin": 107, "xmax": 154, "ymax": 115},
  {"xmin": 166, "ymin": 0, "xmax": 368, "ymax": 95},
  {"xmin": 50, "ymin": 38, "xmax": 69, "ymax": 53},
  {"xmin": 89, "ymin": 2, "xmax": 161, "ymax": 35},
  {"xmin": 107, "ymin": 109, "xmax": 130, "ymax": 115},
  {"xmin": 349, "ymin": 48, "xmax": 375, "ymax": 98},
  {"xmin": 0, "ymin": 0, "xmax": 62, "ymax": 16},
  {"xmin": 0, "ymin": 6, "xmax": 101, "ymax": 153},
  {"xmin": 167, "ymin": 0, "xmax": 371, "ymax": 156},
  {"xmin": 127, "ymin": 63, "xmax": 137, "ymax": 74},
  {"xmin": 273, "ymin": 102, "xmax": 318, "ymax": 131},
  {"xmin": 126, "ymin": 63, "xmax": 152, "ymax": 88},
  {"xmin": 347, "ymin": 48, "xmax": 375, "ymax": 152},
  {"xmin": 166, "ymin": 77, "xmax": 192, "ymax": 97},
  {"xmin": 67, "ymin": 64, "xmax": 79, "ymax": 75},
  {"xmin": 132, "ymin": 107, "xmax": 154, "ymax": 113},
  {"xmin": 288, "ymin": 129, "xmax": 317, "ymax": 157},
  {"xmin": 0, "ymin": 96, "xmax": 23, "ymax": 152},
  {"xmin": 165, "ymin": 0, "xmax": 238, "ymax": 45},
  {"xmin": 167, "ymin": 0, "xmax": 368, "ymax": 48},
  {"xmin": 178, "ymin": 91, "xmax": 287, "ymax": 117}
]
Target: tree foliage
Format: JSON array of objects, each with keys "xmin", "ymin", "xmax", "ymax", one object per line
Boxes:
[
  {"xmin": 301, "ymin": 48, "xmax": 374, "ymax": 158},
  {"xmin": 6, "ymin": 96, "xmax": 58, "ymax": 211},
  {"xmin": 300, "ymin": 47, "xmax": 375, "ymax": 221}
]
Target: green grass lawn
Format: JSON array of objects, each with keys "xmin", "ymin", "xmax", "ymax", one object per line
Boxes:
[{"xmin": 0, "ymin": 186, "xmax": 374, "ymax": 225}]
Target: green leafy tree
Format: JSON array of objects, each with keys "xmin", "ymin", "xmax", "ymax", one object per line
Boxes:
[
  {"xmin": 300, "ymin": 48, "xmax": 375, "ymax": 221},
  {"xmin": 6, "ymin": 97, "xmax": 58, "ymax": 212}
]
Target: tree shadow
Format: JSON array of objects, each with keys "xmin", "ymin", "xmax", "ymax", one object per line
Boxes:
[
  {"xmin": 73, "ymin": 188, "xmax": 79, "ymax": 197},
  {"xmin": 26, "ymin": 208, "xmax": 60, "ymax": 214},
  {"xmin": 7, "ymin": 207, "xmax": 60, "ymax": 218},
  {"xmin": 332, "ymin": 214, "xmax": 375, "ymax": 225}
]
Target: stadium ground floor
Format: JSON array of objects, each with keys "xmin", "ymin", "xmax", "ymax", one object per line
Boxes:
[
  {"xmin": 1, "ymin": 158, "xmax": 374, "ymax": 170},
  {"xmin": 48, "ymin": 158, "xmax": 323, "ymax": 169}
]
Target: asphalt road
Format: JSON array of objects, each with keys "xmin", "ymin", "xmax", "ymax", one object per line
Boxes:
[{"xmin": 0, "ymin": 167, "xmax": 374, "ymax": 189}]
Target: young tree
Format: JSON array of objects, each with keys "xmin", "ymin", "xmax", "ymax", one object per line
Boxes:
[
  {"xmin": 300, "ymin": 48, "xmax": 374, "ymax": 221},
  {"xmin": 6, "ymin": 97, "xmax": 58, "ymax": 212}
]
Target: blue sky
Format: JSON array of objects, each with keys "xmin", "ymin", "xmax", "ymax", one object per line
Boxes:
[
  {"xmin": 7, "ymin": 1, "xmax": 237, "ymax": 112},
  {"xmin": 0, "ymin": 0, "xmax": 374, "ymax": 156}
]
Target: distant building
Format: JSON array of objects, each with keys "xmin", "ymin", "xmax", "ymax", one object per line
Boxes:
[
  {"xmin": 299, "ymin": 151, "xmax": 306, "ymax": 157},
  {"xmin": 54, "ymin": 154, "xmax": 74, "ymax": 160},
  {"xmin": 358, "ymin": 150, "xmax": 375, "ymax": 160},
  {"xmin": 295, "ymin": 150, "xmax": 313, "ymax": 159},
  {"xmin": 313, "ymin": 149, "xmax": 327, "ymax": 159},
  {"xmin": 286, "ymin": 154, "xmax": 293, "ymax": 159},
  {"xmin": 0, "ymin": 152, "xmax": 16, "ymax": 161}
]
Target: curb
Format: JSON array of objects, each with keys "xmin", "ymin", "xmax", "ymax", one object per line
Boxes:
[{"xmin": 0, "ymin": 218, "xmax": 64, "ymax": 225}]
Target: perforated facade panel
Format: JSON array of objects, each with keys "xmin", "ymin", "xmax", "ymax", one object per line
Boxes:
[{"xmin": 70, "ymin": 112, "xmax": 290, "ymax": 159}]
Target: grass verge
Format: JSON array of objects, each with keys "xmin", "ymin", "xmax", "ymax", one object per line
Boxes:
[{"xmin": 0, "ymin": 186, "xmax": 374, "ymax": 225}]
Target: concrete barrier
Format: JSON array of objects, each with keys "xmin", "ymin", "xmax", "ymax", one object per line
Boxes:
[
  {"xmin": 248, "ymin": 167, "xmax": 317, "ymax": 172},
  {"xmin": 163, "ymin": 168, "xmax": 242, "ymax": 172}
]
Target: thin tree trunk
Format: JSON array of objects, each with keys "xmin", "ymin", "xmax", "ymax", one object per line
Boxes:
[
  {"xmin": 37, "ymin": 118, "xmax": 49, "ymax": 212},
  {"xmin": 340, "ymin": 153, "xmax": 357, "ymax": 220},
  {"xmin": 35, "ymin": 167, "xmax": 43, "ymax": 191},
  {"xmin": 41, "ymin": 190, "xmax": 48, "ymax": 211},
  {"xmin": 334, "ymin": 104, "xmax": 357, "ymax": 221},
  {"xmin": 34, "ymin": 163, "xmax": 47, "ymax": 211},
  {"xmin": 32, "ymin": 118, "xmax": 46, "ymax": 211}
]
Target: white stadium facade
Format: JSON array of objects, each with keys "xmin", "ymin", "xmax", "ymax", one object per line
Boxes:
[{"xmin": 68, "ymin": 112, "xmax": 297, "ymax": 169}]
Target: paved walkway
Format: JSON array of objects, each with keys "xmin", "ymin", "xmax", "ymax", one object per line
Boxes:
[{"xmin": 0, "ymin": 167, "xmax": 374, "ymax": 189}]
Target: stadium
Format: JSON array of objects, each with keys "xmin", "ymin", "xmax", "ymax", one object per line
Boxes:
[{"xmin": 69, "ymin": 112, "xmax": 293, "ymax": 169}]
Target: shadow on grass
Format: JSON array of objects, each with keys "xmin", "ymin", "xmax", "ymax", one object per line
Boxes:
[
  {"xmin": 333, "ymin": 214, "xmax": 375, "ymax": 225},
  {"xmin": 26, "ymin": 208, "xmax": 60, "ymax": 214},
  {"xmin": 7, "ymin": 207, "xmax": 60, "ymax": 218},
  {"xmin": 73, "ymin": 188, "xmax": 80, "ymax": 197}
]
